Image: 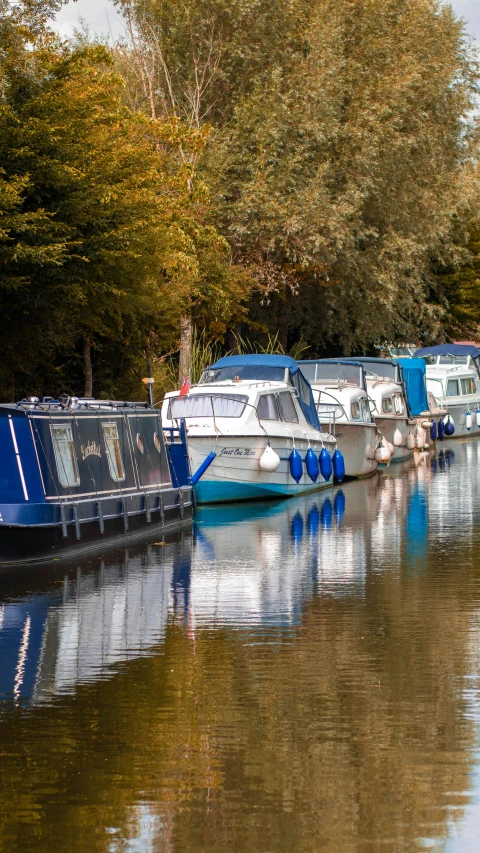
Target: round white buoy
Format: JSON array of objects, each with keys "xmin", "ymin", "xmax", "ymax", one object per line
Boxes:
[{"xmin": 259, "ymin": 444, "xmax": 281, "ymax": 472}]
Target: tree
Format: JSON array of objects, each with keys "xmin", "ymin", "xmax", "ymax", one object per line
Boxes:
[
  {"xmin": 115, "ymin": 0, "xmax": 480, "ymax": 355},
  {"xmin": 0, "ymin": 4, "xmax": 245, "ymax": 399}
]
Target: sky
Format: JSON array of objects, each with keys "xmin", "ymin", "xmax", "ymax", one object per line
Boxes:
[{"xmin": 53, "ymin": 0, "xmax": 480, "ymax": 43}]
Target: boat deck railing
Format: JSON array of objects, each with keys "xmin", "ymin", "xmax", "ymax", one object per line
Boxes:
[{"xmin": 11, "ymin": 397, "xmax": 153, "ymax": 412}]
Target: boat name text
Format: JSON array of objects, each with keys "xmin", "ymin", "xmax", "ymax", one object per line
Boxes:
[
  {"xmin": 81, "ymin": 441, "xmax": 101, "ymax": 461},
  {"xmin": 220, "ymin": 447, "xmax": 257, "ymax": 458}
]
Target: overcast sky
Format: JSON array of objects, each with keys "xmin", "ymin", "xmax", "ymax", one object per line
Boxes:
[{"xmin": 53, "ymin": 0, "xmax": 480, "ymax": 43}]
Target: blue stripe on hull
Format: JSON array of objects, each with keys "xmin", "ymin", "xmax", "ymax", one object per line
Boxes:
[{"xmin": 194, "ymin": 478, "xmax": 331, "ymax": 504}]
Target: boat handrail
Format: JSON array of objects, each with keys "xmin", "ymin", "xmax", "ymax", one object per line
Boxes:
[{"xmin": 12, "ymin": 398, "xmax": 153, "ymax": 412}]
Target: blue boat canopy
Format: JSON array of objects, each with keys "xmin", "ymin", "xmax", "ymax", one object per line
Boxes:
[
  {"xmin": 204, "ymin": 354, "xmax": 321, "ymax": 430},
  {"xmin": 414, "ymin": 344, "xmax": 480, "ymax": 359},
  {"xmin": 398, "ymin": 358, "xmax": 428, "ymax": 416}
]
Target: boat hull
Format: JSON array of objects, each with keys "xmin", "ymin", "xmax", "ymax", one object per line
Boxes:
[
  {"xmin": 439, "ymin": 402, "xmax": 480, "ymax": 439},
  {"xmin": 0, "ymin": 486, "xmax": 192, "ymax": 565},
  {"xmin": 375, "ymin": 417, "xmax": 415, "ymax": 462},
  {"xmin": 333, "ymin": 423, "xmax": 378, "ymax": 478},
  {"xmin": 188, "ymin": 437, "xmax": 334, "ymax": 504}
]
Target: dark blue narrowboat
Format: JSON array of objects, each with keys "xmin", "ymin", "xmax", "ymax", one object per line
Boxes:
[{"xmin": 0, "ymin": 395, "xmax": 193, "ymax": 564}]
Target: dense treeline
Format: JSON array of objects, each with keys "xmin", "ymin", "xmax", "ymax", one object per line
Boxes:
[{"xmin": 0, "ymin": 0, "xmax": 479, "ymax": 399}]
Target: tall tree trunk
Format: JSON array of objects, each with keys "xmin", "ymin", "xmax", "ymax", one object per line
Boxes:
[
  {"xmin": 178, "ymin": 316, "xmax": 192, "ymax": 385},
  {"xmin": 228, "ymin": 324, "xmax": 242, "ymax": 354},
  {"xmin": 83, "ymin": 338, "xmax": 93, "ymax": 398}
]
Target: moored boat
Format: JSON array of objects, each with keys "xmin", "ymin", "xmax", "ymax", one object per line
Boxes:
[
  {"xmin": 338, "ymin": 358, "xmax": 416, "ymax": 462},
  {"xmin": 0, "ymin": 396, "xmax": 192, "ymax": 564},
  {"xmin": 298, "ymin": 359, "xmax": 383, "ymax": 477},
  {"xmin": 414, "ymin": 344, "xmax": 480, "ymax": 438},
  {"xmin": 162, "ymin": 355, "xmax": 340, "ymax": 504}
]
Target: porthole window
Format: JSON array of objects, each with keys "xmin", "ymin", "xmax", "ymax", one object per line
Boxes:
[
  {"xmin": 153, "ymin": 431, "xmax": 161, "ymax": 453},
  {"xmin": 136, "ymin": 433, "xmax": 144, "ymax": 454}
]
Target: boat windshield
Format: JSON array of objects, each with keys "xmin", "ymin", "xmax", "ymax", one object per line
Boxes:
[
  {"xmin": 301, "ymin": 363, "xmax": 363, "ymax": 387},
  {"xmin": 169, "ymin": 394, "xmax": 248, "ymax": 419},
  {"xmin": 362, "ymin": 361, "xmax": 399, "ymax": 382},
  {"xmin": 199, "ymin": 366, "xmax": 287, "ymax": 384},
  {"xmin": 438, "ymin": 355, "xmax": 469, "ymax": 365}
]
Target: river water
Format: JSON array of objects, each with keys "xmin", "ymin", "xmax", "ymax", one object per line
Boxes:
[{"xmin": 1, "ymin": 441, "xmax": 480, "ymax": 852}]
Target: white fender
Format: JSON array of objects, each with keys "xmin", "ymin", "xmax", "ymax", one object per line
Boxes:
[
  {"xmin": 393, "ymin": 428, "xmax": 403, "ymax": 447},
  {"xmin": 415, "ymin": 427, "xmax": 426, "ymax": 449},
  {"xmin": 476, "ymin": 409, "xmax": 480, "ymax": 428},
  {"xmin": 387, "ymin": 441, "xmax": 395, "ymax": 456},
  {"xmin": 259, "ymin": 444, "xmax": 281, "ymax": 472},
  {"xmin": 375, "ymin": 443, "xmax": 391, "ymax": 464},
  {"xmin": 406, "ymin": 432, "xmax": 416, "ymax": 450},
  {"xmin": 466, "ymin": 411, "xmax": 473, "ymax": 431}
]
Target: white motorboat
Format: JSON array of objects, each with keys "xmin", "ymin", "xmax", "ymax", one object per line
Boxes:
[
  {"xmin": 161, "ymin": 355, "xmax": 339, "ymax": 504},
  {"xmin": 414, "ymin": 344, "xmax": 480, "ymax": 438},
  {"xmin": 298, "ymin": 359, "xmax": 383, "ymax": 477},
  {"xmin": 343, "ymin": 358, "xmax": 417, "ymax": 462}
]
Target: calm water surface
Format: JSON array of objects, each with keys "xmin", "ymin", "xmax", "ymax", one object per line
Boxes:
[{"xmin": 2, "ymin": 442, "xmax": 480, "ymax": 852}]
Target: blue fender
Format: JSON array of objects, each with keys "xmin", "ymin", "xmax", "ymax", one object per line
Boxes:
[
  {"xmin": 332, "ymin": 449, "xmax": 345, "ymax": 483},
  {"xmin": 438, "ymin": 419, "xmax": 445, "ymax": 441},
  {"xmin": 319, "ymin": 447, "xmax": 332, "ymax": 481},
  {"xmin": 430, "ymin": 421, "xmax": 437, "ymax": 442},
  {"xmin": 305, "ymin": 447, "xmax": 319, "ymax": 482},
  {"xmin": 190, "ymin": 451, "xmax": 217, "ymax": 485},
  {"xmin": 289, "ymin": 448, "xmax": 303, "ymax": 483}
]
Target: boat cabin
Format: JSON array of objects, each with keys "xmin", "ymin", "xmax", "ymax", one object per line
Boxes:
[{"xmin": 0, "ymin": 396, "xmax": 192, "ymax": 563}]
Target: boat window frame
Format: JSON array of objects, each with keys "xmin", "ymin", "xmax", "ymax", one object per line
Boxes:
[
  {"xmin": 50, "ymin": 422, "xmax": 80, "ymax": 488},
  {"xmin": 102, "ymin": 421, "xmax": 126, "ymax": 483},
  {"xmin": 461, "ymin": 377, "xmax": 476, "ymax": 396},
  {"xmin": 382, "ymin": 397, "xmax": 393, "ymax": 413},
  {"xmin": 257, "ymin": 393, "xmax": 280, "ymax": 421},
  {"xmin": 277, "ymin": 391, "xmax": 299, "ymax": 423},
  {"xmin": 394, "ymin": 394, "xmax": 405, "ymax": 416},
  {"xmin": 446, "ymin": 378, "xmax": 460, "ymax": 397},
  {"xmin": 351, "ymin": 401, "xmax": 361, "ymax": 421},
  {"xmin": 169, "ymin": 393, "xmax": 249, "ymax": 420}
]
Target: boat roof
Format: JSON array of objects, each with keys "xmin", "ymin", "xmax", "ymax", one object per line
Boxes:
[
  {"xmin": 414, "ymin": 344, "xmax": 480, "ymax": 358},
  {"xmin": 212, "ymin": 354, "xmax": 299, "ymax": 371},
  {"xmin": 208, "ymin": 354, "xmax": 320, "ymax": 431}
]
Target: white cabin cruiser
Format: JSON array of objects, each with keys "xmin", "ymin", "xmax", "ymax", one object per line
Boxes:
[
  {"xmin": 414, "ymin": 344, "xmax": 480, "ymax": 439},
  {"xmin": 298, "ymin": 359, "xmax": 383, "ymax": 477},
  {"xmin": 161, "ymin": 356, "xmax": 340, "ymax": 504},
  {"xmin": 340, "ymin": 358, "xmax": 416, "ymax": 462}
]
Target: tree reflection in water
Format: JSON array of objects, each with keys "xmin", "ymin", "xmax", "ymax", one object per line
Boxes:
[{"xmin": 1, "ymin": 443, "xmax": 480, "ymax": 852}]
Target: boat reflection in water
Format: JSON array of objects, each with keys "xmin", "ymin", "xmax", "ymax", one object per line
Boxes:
[
  {"xmin": 2, "ymin": 443, "xmax": 480, "ymax": 853},
  {"xmin": 0, "ymin": 449, "xmax": 460, "ymax": 703}
]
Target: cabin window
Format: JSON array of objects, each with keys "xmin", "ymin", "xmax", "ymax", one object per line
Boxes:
[
  {"xmin": 169, "ymin": 394, "xmax": 247, "ymax": 419},
  {"xmin": 51, "ymin": 424, "xmax": 80, "ymax": 488},
  {"xmin": 136, "ymin": 433, "xmax": 144, "ymax": 454},
  {"xmin": 257, "ymin": 394, "xmax": 279, "ymax": 420},
  {"xmin": 382, "ymin": 397, "xmax": 393, "ymax": 413},
  {"xmin": 394, "ymin": 395, "xmax": 405, "ymax": 416},
  {"xmin": 298, "ymin": 374, "xmax": 311, "ymax": 406},
  {"xmin": 103, "ymin": 422, "xmax": 125, "ymax": 482},
  {"xmin": 277, "ymin": 391, "xmax": 299, "ymax": 423},
  {"xmin": 153, "ymin": 432, "xmax": 161, "ymax": 453},
  {"xmin": 446, "ymin": 379, "xmax": 460, "ymax": 397},
  {"xmin": 351, "ymin": 401, "xmax": 361, "ymax": 420},
  {"xmin": 461, "ymin": 377, "xmax": 476, "ymax": 395},
  {"xmin": 361, "ymin": 398, "xmax": 372, "ymax": 422}
]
